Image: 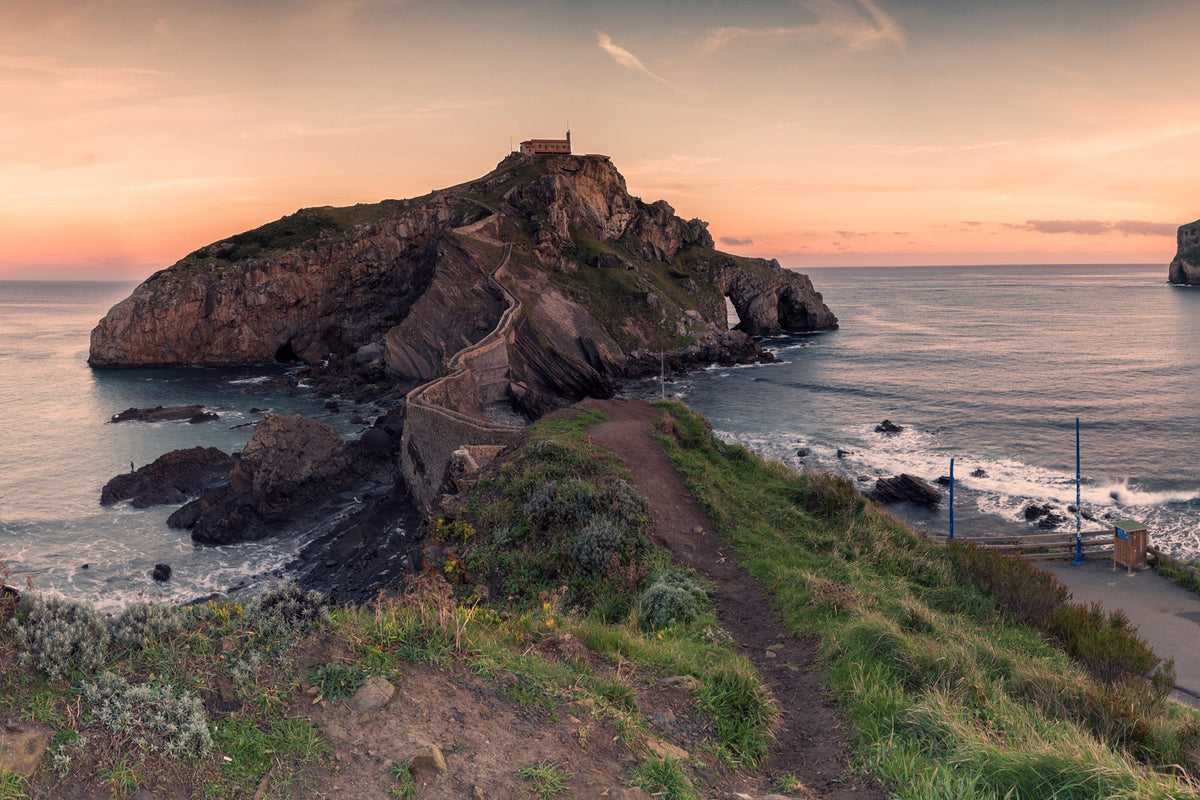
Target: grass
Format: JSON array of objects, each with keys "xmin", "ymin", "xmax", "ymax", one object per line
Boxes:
[
  {"xmin": 651, "ymin": 399, "xmax": 1200, "ymax": 798},
  {"xmin": 630, "ymin": 756, "xmax": 701, "ymax": 800},
  {"xmin": 0, "ymin": 770, "xmax": 26, "ymax": 800},
  {"xmin": 389, "ymin": 760, "xmax": 418, "ymax": 799},
  {"xmin": 516, "ymin": 760, "xmax": 572, "ymax": 798}
]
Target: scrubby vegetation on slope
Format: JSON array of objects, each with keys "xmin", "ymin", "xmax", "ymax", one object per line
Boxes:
[
  {"xmin": 0, "ymin": 410, "xmax": 774, "ymax": 799},
  {"xmin": 4, "ymin": 401, "xmax": 1199, "ymax": 798},
  {"xmin": 652, "ymin": 400, "xmax": 1200, "ymax": 799}
]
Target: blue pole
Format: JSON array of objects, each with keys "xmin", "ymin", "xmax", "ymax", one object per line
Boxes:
[
  {"xmin": 949, "ymin": 457, "xmax": 955, "ymax": 540},
  {"xmin": 1072, "ymin": 417, "xmax": 1084, "ymax": 565}
]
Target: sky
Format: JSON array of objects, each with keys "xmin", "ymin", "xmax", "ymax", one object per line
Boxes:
[{"xmin": 3, "ymin": 0, "xmax": 1199, "ymax": 280}]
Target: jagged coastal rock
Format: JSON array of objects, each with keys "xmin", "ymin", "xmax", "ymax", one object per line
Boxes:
[
  {"xmin": 1168, "ymin": 218, "xmax": 1200, "ymax": 285},
  {"xmin": 100, "ymin": 446, "xmax": 234, "ymax": 507},
  {"xmin": 89, "ymin": 154, "xmax": 837, "ymax": 420},
  {"xmin": 168, "ymin": 414, "xmax": 356, "ymax": 544}
]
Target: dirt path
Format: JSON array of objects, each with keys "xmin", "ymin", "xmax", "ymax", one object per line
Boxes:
[{"xmin": 575, "ymin": 397, "xmax": 887, "ymax": 800}]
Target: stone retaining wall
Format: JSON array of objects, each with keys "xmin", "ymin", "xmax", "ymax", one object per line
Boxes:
[{"xmin": 399, "ymin": 240, "xmax": 524, "ymax": 511}]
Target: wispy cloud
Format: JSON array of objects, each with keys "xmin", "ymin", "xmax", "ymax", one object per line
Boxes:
[
  {"xmin": 1012, "ymin": 219, "xmax": 1176, "ymax": 236},
  {"xmin": 699, "ymin": 0, "xmax": 905, "ymax": 55},
  {"xmin": 719, "ymin": 236, "xmax": 754, "ymax": 246},
  {"xmin": 596, "ymin": 31, "xmax": 676, "ymax": 89}
]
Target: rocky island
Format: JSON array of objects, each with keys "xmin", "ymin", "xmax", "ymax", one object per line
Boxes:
[
  {"xmin": 1168, "ymin": 217, "xmax": 1200, "ymax": 285},
  {"xmin": 89, "ymin": 152, "xmax": 837, "ymax": 565}
]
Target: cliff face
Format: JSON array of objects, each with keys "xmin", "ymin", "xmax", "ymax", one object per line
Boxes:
[
  {"xmin": 1168, "ymin": 219, "xmax": 1200, "ymax": 285},
  {"xmin": 90, "ymin": 153, "xmax": 837, "ymax": 411}
]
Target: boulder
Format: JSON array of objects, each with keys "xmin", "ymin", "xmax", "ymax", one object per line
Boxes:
[
  {"xmin": 100, "ymin": 446, "xmax": 234, "ymax": 507},
  {"xmin": 868, "ymin": 474, "xmax": 941, "ymax": 507},
  {"xmin": 171, "ymin": 415, "xmax": 352, "ymax": 545},
  {"xmin": 151, "ymin": 563, "xmax": 172, "ymax": 582},
  {"xmin": 875, "ymin": 419, "xmax": 903, "ymax": 434},
  {"xmin": 970, "ymin": 468, "xmax": 987, "ymax": 478}
]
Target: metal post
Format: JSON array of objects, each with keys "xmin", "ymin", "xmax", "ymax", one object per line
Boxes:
[
  {"xmin": 1072, "ymin": 417, "xmax": 1084, "ymax": 565},
  {"xmin": 948, "ymin": 457, "xmax": 954, "ymax": 540}
]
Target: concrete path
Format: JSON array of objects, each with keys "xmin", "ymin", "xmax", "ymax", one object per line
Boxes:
[{"xmin": 1045, "ymin": 558, "xmax": 1200, "ymax": 707}]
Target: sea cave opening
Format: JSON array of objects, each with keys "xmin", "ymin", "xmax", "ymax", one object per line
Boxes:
[{"xmin": 274, "ymin": 340, "xmax": 299, "ymax": 363}]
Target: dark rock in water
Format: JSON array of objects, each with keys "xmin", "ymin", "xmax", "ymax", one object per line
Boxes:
[
  {"xmin": 110, "ymin": 405, "xmax": 212, "ymax": 424},
  {"xmin": 101, "ymin": 446, "xmax": 234, "ymax": 507},
  {"xmin": 151, "ymin": 563, "xmax": 172, "ymax": 581},
  {"xmin": 875, "ymin": 419, "xmax": 903, "ymax": 434},
  {"xmin": 970, "ymin": 468, "xmax": 987, "ymax": 478},
  {"xmin": 1067, "ymin": 505, "xmax": 1096, "ymax": 521},
  {"xmin": 935, "ymin": 475, "xmax": 951, "ymax": 486},
  {"xmin": 836, "ymin": 449, "xmax": 852, "ymax": 459},
  {"xmin": 188, "ymin": 411, "xmax": 220, "ymax": 424},
  {"xmin": 868, "ymin": 474, "xmax": 941, "ymax": 507},
  {"xmin": 1024, "ymin": 503, "xmax": 1050, "ymax": 521},
  {"xmin": 249, "ymin": 407, "xmax": 266, "ymax": 413},
  {"xmin": 79, "ymin": 564, "xmax": 89, "ymax": 570},
  {"xmin": 626, "ymin": 330, "xmax": 776, "ymax": 379},
  {"xmin": 1038, "ymin": 513, "xmax": 1067, "ymax": 529},
  {"xmin": 324, "ymin": 400, "xmax": 340, "ymax": 412},
  {"xmin": 243, "ymin": 377, "xmax": 298, "ymax": 395},
  {"xmin": 796, "ymin": 448, "xmax": 809, "ymax": 458}
]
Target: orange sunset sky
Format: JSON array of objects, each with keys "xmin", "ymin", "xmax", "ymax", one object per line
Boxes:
[{"xmin": 3, "ymin": 0, "xmax": 1198, "ymax": 280}]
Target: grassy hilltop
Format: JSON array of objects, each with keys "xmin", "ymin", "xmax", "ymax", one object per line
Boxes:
[{"xmin": 2, "ymin": 402, "xmax": 1198, "ymax": 799}]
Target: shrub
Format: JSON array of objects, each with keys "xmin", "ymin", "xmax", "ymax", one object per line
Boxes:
[
  {"xmin": 638, "ymin": 570, "xmax": 707, "ymax": 630},
  {"xmin": 571, "ymin": 516, "xmax": 622, "ymax": 575},
  {"xmin": 523, "ymin": 480, "xmax": 596, "ymax": 530},
  {"xmin": 237, "ymin": 583, "xmax": 330, "ymax": 643},
  {"xmin": 599, "ymin": 478, "xmax": 649, "ymax": 528},
  {"xmin": 108, "ymin": 602, "xmax": 184, "ymax": 650},
  {"xmin": 947, "ymin": 541, "xmax": 1174, "ymax": 696},
  {"xmin": 7, "ymin": 594, "xmax": 109, "ymax": 681},
  {"xmin": 81, "ymin": 671, "xmax": 212, "ymax": 758}
]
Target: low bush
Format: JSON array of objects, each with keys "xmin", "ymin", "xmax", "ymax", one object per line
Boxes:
[
  {"xmin": 81, "ymin": 671, "xmax": 212, "ymax": 758},
  {"xmin": 947, "ymin": 541, "xmax": 1173, "ymax": 696},
  {"xmin": 571, "ymin": 516, "xmax": 622, "ymax": 575},
  {"xmin": 599, "ymin": 478, "xmax": 649, "ymax": 528},
  {"xmin": 638, "ymin": 570, "xmax": 707, "ymax": 631},
  {"xmin": 7, "ymin": 594, "xmax": 109, "ymax": 681},
  {"xmin": 523, "ymin": 479, "xmax": 596, "ymax": 530},
  {"xmin": 108, "ymin": 602, "xmax": 184, "ymax": 650},
  {"xmin": 236, "ymin": 582, "xmax": 330, "ymax": 644}
]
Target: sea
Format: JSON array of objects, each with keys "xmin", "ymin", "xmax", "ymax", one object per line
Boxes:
[
  {"xmin": 633, "ymin": 263, "xmax": 1200, "ymax": 558},
  {"xmin": 2, "ymin": 263, "xmax": 1199, "ymax": 609},
  {"xmin": 0, "ymin": 281, "xmax": 367, "ymax": 610}
]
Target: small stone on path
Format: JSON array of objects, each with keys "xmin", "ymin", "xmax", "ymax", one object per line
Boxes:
[{"xmin": 348, "ymin": 675, "xmax": 395, "ymax": 713}]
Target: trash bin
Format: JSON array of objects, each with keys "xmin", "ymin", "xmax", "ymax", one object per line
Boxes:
[{"xmin": 1112, "ymin": 519, "xmax": 1148, "ymax": 575}]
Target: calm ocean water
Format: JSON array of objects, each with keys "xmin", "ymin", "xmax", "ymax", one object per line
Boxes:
[
  {"xmin": 4, "ymin": 265, "xmax": 1199, "ymax": 609},
  {"xmin": 639, "ymin": 263, "xmax": 1200, "ymax": 558},
  {"xmin": 0, "ymin": 281, "xmax": 362, "ymax": 610}
]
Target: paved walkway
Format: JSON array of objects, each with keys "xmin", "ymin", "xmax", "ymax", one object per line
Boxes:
[{"xmin": 1044, "ymin": 558, "xmax": 1200, "ymax": 706}]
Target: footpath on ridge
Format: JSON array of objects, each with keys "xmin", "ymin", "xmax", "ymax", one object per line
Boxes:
[
  {"xmin": 1045, "ymin": 559, "xmax": 1200, "ymax": 706},
  {"xmin": 559, "ymin": 397, "xmax": 888, "ymax": 800}
]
